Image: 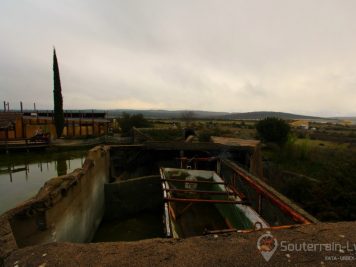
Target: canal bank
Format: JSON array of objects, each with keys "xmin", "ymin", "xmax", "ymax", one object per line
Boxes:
[
  {"xmin": 0, "ymin": 150, "xmax": 87, "ymax": 214},
  {"xmin": 0, "ymin": 142, "xmax": 320, "ymax": 266}
]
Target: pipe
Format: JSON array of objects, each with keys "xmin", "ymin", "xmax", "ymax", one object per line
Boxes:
[{"xmin": 162, "ymin": 178, "xmax": 225, "ymax": 185}]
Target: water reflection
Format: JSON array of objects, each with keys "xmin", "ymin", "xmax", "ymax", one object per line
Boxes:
[
  {"xmin": 0, "ymin": 150, "xmax": 86, "ymax": 214},
  {"xmin": 56, "ymin": 159, "xmax": 68, "ymax": 176}
]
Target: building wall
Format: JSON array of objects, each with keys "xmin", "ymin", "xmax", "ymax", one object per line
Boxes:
[{"xmin": 0, "ymin": 115, "xmax": 109, "ymax": 140}]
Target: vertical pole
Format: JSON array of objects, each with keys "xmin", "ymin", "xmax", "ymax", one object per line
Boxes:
[
  {"xmin": 258, "ymin": 194, "xmax": 262, "ymax": 215},
  {"xmin": 7, "ymin": 102, "xmax": 10, "ymax": 111},
  {"xmin": 65, "ymin": 117, "xmax": 68, "ymax": 137},
  {"xmin": 9, "ymin": 167, "xmax": 13, "ymax": 182},
  {"xmin": 20, "ymin": 101, "xmax": 23, "ymax": 112},
  {"xmin": 33, "ymin": 102, "xmax": 36, "ymax": 111},
  {"xmin": 21, "ymin": 115, "xmax": 25, "ymax": 138},
  {"xmin": 5, "ymin": 130, "xmax": 9, "ymax": 154},
  {"xmin": 26, "ymin": 139, "xmax": 29, "ymax": 152},
  {"xmin": 79, "ymin": 116, "xmax": 82, "ymax": 136},
  {"xmin": 25, "ymin": 163, "xmax": 28, "ymax": 181},
  {"xmin": 3, "ymin": 101, "xmax": 6, "ymax": 112},
  {"xmin": 106, "ymin": 110, "xmax": 109, "ymax": 136},
  {"xmin": 92, "ymin": 109, "xmax": 94, "ymax": 136}
]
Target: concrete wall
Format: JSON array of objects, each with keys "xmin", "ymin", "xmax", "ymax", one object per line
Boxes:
[
  {"xmin": 2, "ymin": 146, "xmax": 110, "ymax": 249},
  {"xmin": 104, "ymin": 175, "xmax": 163, "ymax": 220}
]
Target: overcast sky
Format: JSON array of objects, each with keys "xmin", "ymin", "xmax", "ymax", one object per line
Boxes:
[{"xmin": 1, "ymin": 0, "xmax": 356, "ymax": 116}]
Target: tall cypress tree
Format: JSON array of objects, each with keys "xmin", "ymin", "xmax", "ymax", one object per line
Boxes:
[{"xmin": 53, "ymin": 48, "xmax": 64, "ymax": 138}]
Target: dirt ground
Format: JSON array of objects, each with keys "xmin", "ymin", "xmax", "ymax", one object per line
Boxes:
[{"xmin": 4, "ymin": 221, "xmax": 356, "ymax": 267}]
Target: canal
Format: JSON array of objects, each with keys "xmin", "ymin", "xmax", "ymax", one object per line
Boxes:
[{"xmin": 0, "ymin": 150, "xmax": 87, "ymax": 214}]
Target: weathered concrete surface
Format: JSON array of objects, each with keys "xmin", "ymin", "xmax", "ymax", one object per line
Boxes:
[
  {"xmin": 0, "ymin": 217, "xmax": 17, "ymax": 266},
  {"xmin": 0, "ymin": 146, "xmax": 110, "ymax": 261},
  {"xmin": 4, "ymin": 221, "xmax": 356, "ymax": 267},
  {"xmin": 104, "ymin": 175, "xmax": 162, "ymax": 220}
]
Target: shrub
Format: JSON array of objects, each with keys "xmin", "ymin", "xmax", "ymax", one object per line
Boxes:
[
  {"xmin": 256, "ymin": 117, "xmax": 290, "ymax": 146},
  {"xmin": 119, "ymin": 113, "xmax": 151, "ymax": 136}
]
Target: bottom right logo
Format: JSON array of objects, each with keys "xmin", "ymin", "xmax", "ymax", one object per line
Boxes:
[{"xmin": 257, "ymin": 233, "xmax": 278, "ymax": 262}]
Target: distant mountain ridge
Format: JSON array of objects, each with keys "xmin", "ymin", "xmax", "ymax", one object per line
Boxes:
[
  {"xmin": 9, "ymin": 108, "xmax": 339, "ymax": 120},
  {"xmin": 105, "ymin": 109, "xmax": 324, "ymax": 120},
  {"xmin": 220, "ymin": 111, "xmax": 323, "ymax": 120},
  {"xmin": 106, "ymin": 109, "xmax": 229, "ymax": 119}
]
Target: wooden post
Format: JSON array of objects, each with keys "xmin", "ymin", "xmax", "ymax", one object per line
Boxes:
[
  {"xmin": 79, "ymin": 116, "xmax": 82, "ymax": 136},
  {"xmin": 5, "ymin": 131, "xmax": 9, "ymax": 154}
]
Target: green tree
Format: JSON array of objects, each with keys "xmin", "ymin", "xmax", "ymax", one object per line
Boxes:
[
  {"xmin": 119, "ymin": 113, "xmax": 151, "ymax": 136},
  {"xmin": 256, "ymin": 117, "xmax": 290, "ymax": 145},
  {"xmin": 53, "ymin": 48, "xmax": 64, "ymax": 138}
]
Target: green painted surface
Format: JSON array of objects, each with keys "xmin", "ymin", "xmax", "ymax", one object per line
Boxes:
[
  {"xmin": 164, "ymin": 169, "xmax": 255, "ymax": 237},
  {"xmin": 92, "ymin": 211, "xmax": 164, "ymax": 242}
]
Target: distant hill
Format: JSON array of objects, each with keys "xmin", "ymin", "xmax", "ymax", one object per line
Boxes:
[
  {"xmin": 106, "ymin": 109, "xmax": 229, "ymax": 119},
  {"xmin": 23, "ymin": 109, "xmax": 337, "ymax": 120},
  {"xmin": 329, "ymin": 117, "xmax": 356, "ymax": 125},
  {"xmin": 220, "ymin": 111, "xmax": 323, "ymax": 120},
  {"xmin": 105, "ymin": 110, "xmax": 326, "ymax": 120}
]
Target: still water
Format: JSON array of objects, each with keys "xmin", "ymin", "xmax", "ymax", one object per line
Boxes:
[{"xmin": 0, "ymin": 150, "xmax": 87, "ymax": 214}]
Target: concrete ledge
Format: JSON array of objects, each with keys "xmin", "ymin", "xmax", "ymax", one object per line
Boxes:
[{"xmin": 4, "ymin": 221, "xmax": 356, "ymax": 266}]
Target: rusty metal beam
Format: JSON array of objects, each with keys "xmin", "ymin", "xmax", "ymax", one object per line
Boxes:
[
  {"xmin": 161, "ymin": 178, "xmax": 225, "ymax": 185},
  {"xmin": 204, "ymin": 228, "xmax": 237, "ymax": 235},
  {"xmin": 221, "ymin": 159, "xmax": 315, "ymax": 224}
]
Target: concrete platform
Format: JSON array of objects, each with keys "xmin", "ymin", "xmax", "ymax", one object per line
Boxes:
[{"xmin": 4, "ymin": 221, "xmax": 356, "ymax": 267}]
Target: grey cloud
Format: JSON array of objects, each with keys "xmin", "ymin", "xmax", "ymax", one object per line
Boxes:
[{"xmin": 1, "ymin": 0, "xmax": 356, "ymax": 116}]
